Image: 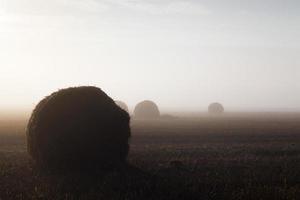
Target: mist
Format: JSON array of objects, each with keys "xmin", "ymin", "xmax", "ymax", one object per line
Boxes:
[
  {"xmin": 2, "ymin": 1, "xmax": 300, "ymax": 199},
  {"xmin": 0, "ymin": 0, "xmax": 299, "ymax": 112}
]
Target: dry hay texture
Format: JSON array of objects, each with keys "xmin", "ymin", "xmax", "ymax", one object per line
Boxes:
[
  {"xmin": 134, "ymin": 100, "xmax": 160, "ymax": 119},
  {"xmin": 208, "ymin": 102, "xmax": 225, "ymax": 114},
  {"xmin": 115, "ymin": 100, "xmax": 129, "ymax": 113},
  {"xmin": 26, "ymin": 86, "xmax": 131, "ymax": 169}
]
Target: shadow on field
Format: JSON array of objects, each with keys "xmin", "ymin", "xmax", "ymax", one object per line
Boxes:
[
  {"xmin": 32, "ymin": 164, "xmax": 156, "ymax": 199},
  {"xmin": 0, "ymin": 155, "xmax": 205, "ymax": 200},
  {"xmin": 27, "ymin": 163, "xmax": 206, "ymax": 200}
]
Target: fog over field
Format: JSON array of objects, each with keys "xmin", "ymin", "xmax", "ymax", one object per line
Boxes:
[
  {"xmin": 1, "ymin": 2, "xmax": 300, "ymax": 199},
  {"xmin": 0, "ymin": 0, "xmax": 299, "ymax": 113}
]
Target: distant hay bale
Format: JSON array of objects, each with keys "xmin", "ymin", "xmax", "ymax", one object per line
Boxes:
[
  {"xmin": 134, "ymin": 100, "xmax": 160, "ymax": 119},
  {"xmin": 115, "ymin": 100, "xmax": 129, "ymax": 113},
  {"xmin": 208, "ymin": 102, "xmax": 224, "ymax": 114},
  {"xmin": 26, "ymin": 86, "xmax": 131, "ymax": 169}
]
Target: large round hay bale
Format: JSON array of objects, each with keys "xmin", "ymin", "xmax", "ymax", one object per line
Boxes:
[
  {"xmin": 208, "ymin": 102, "xmax": 224, "ymax": 114},
  {"xmin": 26, "ymin": 86, "xmax": 131, "ymax": 169},
  {"xmin": 115, "ymin": 100, "xmax": 129, "ymax": 113},
  {"xmin": 134, "ymin": 100, "xmax": 160, "ymax": 119}
]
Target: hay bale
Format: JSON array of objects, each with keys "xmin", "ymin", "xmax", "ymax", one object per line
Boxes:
[
  {"xmin": 134, "ymin": 100, "xmax": 160, "ymax": 119},
  {"xmin": 115, "ymin": 100, "xmax": 129, "ymax": 113},
  {"xmin": 208, "ymin": 102, "xmax": 224, "ymax": 114},
  {"xmin": 26, "ymin": 86, "xmax": 131, "ymax": 169}
]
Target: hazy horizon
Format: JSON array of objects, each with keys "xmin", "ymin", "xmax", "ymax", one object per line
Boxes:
[{"xmin": 1, "ymin": 0, "xmax": 299, "ymax": 112}]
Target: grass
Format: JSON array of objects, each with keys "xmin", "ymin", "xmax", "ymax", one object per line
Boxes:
[{"xmin": 0, "ymin": 113, "xmax": 300, "ymax": 199}]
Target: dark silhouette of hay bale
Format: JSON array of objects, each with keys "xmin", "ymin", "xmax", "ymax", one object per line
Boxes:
[
  {"xmin": 208, "ymin": 102, "xmax": 224, "ymax": 114},
  {"xmin": 134, "ymin": 100, "xmax": 160, "ymax": 119},
  {"xmin": 115, "ymin": 100, "xmax": 129, "ymax": 113},
  {"xmin": 26, "ymin": 86, "xmax": 131, "ymax": 169}
]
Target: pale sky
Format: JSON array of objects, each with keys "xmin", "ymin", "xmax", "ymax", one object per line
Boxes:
[{"xmin": 0, "ymin": 0, "xmax": 300, "ymax": 112}]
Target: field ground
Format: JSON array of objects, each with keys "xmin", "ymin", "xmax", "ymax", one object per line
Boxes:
[{"xmin": 1, "ymin": 113, "xmax": 300, "ymax": 200}]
